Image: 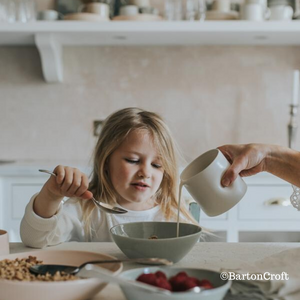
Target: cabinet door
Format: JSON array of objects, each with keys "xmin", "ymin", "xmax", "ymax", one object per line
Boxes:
[
  {"xmin": 238, "ymin": 184, "xmax": 299, "ymax": 220},
  {"xmin": 2, "ymin": 177, "xmax": 44, "ymax": 242}
]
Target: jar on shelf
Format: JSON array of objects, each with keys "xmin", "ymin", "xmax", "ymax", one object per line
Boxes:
[{"xmin": 0, "ymin": 0, "xmax": 36, "ymax": 23}]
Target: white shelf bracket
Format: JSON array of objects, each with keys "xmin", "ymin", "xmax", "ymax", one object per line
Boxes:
[{"xmin": 35, "ymin": 33, "xmax": 63, "ymax": 83}]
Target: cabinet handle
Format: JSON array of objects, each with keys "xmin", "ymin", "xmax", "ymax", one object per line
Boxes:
[{"xmin": 264, "ymin": 197, "xmax": 291, "ymax": 207}]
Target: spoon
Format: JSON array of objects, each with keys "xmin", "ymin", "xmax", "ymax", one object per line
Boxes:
[
  {"xmin": 79, "ymin": 264, "xmax": 172, "ymax": 295},
  {"xmin": 38, "ymin": 169, "xmax": 128, "ymax": 215},
  {"xmin": 78, "ymin": 264, "xmax": 205, "ymax": 295},
  {"xmin": 30, "ymin": 257, "xmax": 173, "ymax": 276}
]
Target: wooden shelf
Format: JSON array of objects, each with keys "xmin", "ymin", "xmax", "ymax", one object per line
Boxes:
[{"xmin": 1, "ymin": 20, "xmax": 300, "ymax": 82}]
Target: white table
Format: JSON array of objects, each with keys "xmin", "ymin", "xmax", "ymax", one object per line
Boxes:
[{"xmin": 9, "ymin": 242, "xmax": 300, "ymax": 300}]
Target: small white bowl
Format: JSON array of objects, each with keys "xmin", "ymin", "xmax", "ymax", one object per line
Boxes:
[{"xmin": 119, "ymin": 267, "xmax": 231, "ymax": 300}]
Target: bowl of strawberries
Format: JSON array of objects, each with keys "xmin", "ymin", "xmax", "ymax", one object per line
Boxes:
[{"xmin": 119, "ymin": 267, "xmax": 231, "ymax": 300}]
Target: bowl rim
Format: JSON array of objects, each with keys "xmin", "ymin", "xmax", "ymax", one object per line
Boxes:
[
  {"xmin": 110, "ymin": 221, "xmax": 202, "ymax": 241},
  {"xmin": 119, "ymin": 266, "xmax": 232, "ymax": 294}
]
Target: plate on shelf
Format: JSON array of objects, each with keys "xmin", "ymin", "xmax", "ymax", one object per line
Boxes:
[
  {"xmin": 205, "ymin": 10, "xmax": 239, "ymax": 20},
  {"xmin": 112, "ymin": 14, "xmax": 163, "ymax": 21},
  {"xmin": 64, "ymin": 13, "xmax": 110, "ymax": 21}
]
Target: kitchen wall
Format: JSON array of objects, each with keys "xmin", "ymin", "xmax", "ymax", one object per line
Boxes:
[{"xmin": 1, "ymin": 0, "xmax": 300, "ymax": 166}]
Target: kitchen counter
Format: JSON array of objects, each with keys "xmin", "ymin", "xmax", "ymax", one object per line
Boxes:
[{"xmin": 9, "ymin": 242, "xmax": 300, "ymax": 300}]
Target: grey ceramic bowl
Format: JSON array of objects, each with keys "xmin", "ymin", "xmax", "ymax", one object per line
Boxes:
[
  {"xmin": 110, "ymin": 222, "xmax": 202, "ymax": 263},
  {"xmin": 119, "ymin": 267, "xmax": 231, "ymax": 300}
]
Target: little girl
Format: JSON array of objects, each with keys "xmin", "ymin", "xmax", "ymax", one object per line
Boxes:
[{"xmin": 20, "ymin": 107, "xmax": 198, "ymax": 248}]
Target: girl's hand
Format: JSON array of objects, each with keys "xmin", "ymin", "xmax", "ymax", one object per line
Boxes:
[{"xmin": 45, "ymin": 165, "xmax": 93, "ymax": 200}]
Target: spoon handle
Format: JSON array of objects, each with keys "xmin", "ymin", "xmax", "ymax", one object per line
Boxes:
[
  {"xmin": 78, "ymin": 258, "xmax": 172, "ymax": 268},
  {"xmin": 39, "ymin": 169, "xmax": 57, "ymax": 177},
  {"xmin": 79, "ymin": 264, "xmax": 170, "ymax": 295}
]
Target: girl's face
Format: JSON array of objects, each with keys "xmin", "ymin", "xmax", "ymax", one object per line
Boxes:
[{"xmin": 107, "ymin": 129, "xmax": 164, "ymax": 210}]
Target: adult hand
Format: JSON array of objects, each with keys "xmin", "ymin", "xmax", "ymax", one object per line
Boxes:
[{"xmin": 218, "ymin": 144, "xmax": 269, "ymax": 187}]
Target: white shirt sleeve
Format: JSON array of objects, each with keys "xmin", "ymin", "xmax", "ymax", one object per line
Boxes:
[{"xmin": 20, "ymin": 194, "xmax": 86, "ymax": 248}]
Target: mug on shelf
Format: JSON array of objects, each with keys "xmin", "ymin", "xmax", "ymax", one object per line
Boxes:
[
  {"xmin": 240, "ymin": 2, "xmax": 271, "ymax": 20},
  {"xmin": 164, "ymin": 0, "xmax": 183, "ymax": 20},
  {"xmin": 245, "ymin": 0, "xmax": 267, "ymax": 10},
  {"xmin": 78, "ymin": 2, "xmax": 110, "ymax": 18},
  {"xmin": 269, "ymin": 5, "xmax": 293, "ymax": 20},
  {"xmin": 211, "ymin": 0, "xmax": 231, "ymax": 12},
  {"xmin": 0, "ymin": 230, "xmax": 9, "ymax": 255},
  {"xmin": 119, "ymin": 5, "xmax": 139, "ymax": 16},
  {"xmin": 37, "ymin": 10, "xmax": 61, "ymax": 21},
  {"xmin": 185, "ymin": 0, "xmax": 206, "ymax": 21},
  {"xmin": 180, "ymin": 149, "xmax": 247, "ymax": 217}
]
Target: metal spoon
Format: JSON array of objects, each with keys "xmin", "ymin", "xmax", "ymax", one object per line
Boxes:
[
  {"xmin": 38, "ymin": 169, "xmax": 128, "ymax": 214},
  {"xmin": 79, "ymin": 264, "xmax": 172, "ymax": 295},
  {"xmin": 30, "ymin": 257, "xmax": 173, "ymax": 276}
]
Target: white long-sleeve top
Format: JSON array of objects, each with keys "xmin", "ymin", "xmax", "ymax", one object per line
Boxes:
[{"xmin": 20, "ymin": 194, "xmax": 182, "ymax": 248}]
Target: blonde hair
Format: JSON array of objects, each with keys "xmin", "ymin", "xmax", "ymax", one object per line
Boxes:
[{"xmin": 80, "ymin": 107, "xmax": 197, "ymax": 240}]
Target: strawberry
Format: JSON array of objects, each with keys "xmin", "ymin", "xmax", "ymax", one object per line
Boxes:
[
  {"xmin": 175, "ymin": 271, "xmax": 188, "ymax": 278},
  {"xmin": 156, "ymin": 277, "xmax": 172, "ymax": 291},
  {"xmin": 169, "ymin": 274, "xmax": 188, "ymax": 292},
  {"xmin": 182, "ymin": 278, "xmax": 198, "ymax": 291},
  {"xmin": 155, "ymin": 271, "xmax": 167, "ymax": 280},
  {"xmin": 198, "ymin": 279, "xmax": 213, "ymax": 289},
  {"xmin": 136, "ymin": 273, "xmax": 157, "ymax": 286},
  {"xmin": 189, "ymin": 276, "xmax": 200, "ymax": 285}
]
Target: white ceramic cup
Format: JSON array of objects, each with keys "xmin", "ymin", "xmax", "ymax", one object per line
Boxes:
[
  {"xmin": 211, "ymin": 0, "xmax": 231, "ymax": 12},
  {"xmin": 119, "ymin": 5, "xmax": 139, "ymax": 16},
  {"xmin": 269, "ymin": 5, "xmax": 293, "ymax": 20},
  {"xmin": 245, "ymin": 0, "xmax": 267, "ymax": 10},
  {"xmin": 180, "ymin": 149, "xmax": 247, "ymax": 217},
  {"xmin": 37, "ymin": 10, "xmax": 60, "ymax": 21},
  {"xmin": 0, "ymin": 230, "xmax": 9, "ymax": 255},
  {"xmin": 79, "ymin": 3, "xmax": 110, "ymax": 17},
  {"xmin": 241, "ymin": 3, "xmax": 270, "ymax": 21}
]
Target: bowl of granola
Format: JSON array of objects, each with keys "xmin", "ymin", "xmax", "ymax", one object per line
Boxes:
[{"xmin": 0, "ymin": 250, "xmax": 122, "ymax": 300}]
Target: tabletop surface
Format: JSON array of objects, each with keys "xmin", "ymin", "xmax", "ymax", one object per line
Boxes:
[{"xmin": 8, "ymin": 242, "xmax": 300, "ymax": 300}]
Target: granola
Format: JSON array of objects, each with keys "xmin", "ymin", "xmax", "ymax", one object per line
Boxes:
[{"xmin": 0, "ymin": 256, "xmax": 78, "ymax": 282}]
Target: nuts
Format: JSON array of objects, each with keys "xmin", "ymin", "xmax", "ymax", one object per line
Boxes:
[
  {"xmin": 148, "ymin": 235, "xmax": 158, "ymax": 239},
  {"xmin": 0, "ymin": 256, "xmax": 78, "ymax": 282}
]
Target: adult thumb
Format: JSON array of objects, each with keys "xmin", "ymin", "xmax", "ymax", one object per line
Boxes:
[{"xmin": 221, "ymin": 166, "xmax": 238, "ymax": 187}]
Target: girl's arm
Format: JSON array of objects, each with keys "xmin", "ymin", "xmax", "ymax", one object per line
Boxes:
[
  {"xmin": 218, "ymin": 144, "xmax": 300, "ymax": 187},
  {"xmin": 20, "ymin": 195, "xmax": 88, "ymax": 248},
  {"xmin": 33, "ymin": 165, "xmax": 92, "ymax": 218}
]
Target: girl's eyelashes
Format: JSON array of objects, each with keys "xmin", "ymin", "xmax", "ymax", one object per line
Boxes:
[
  {"xmin": 152, "ymin": 163, "xmax": 162, "ymax": 169},
  {"xmin": 124, "ymin": 158, "xmax": 162, "ymax": 169},
  {"xmin": 125, "ymin": 158, "xmax": 139, "ymax": 164}
]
